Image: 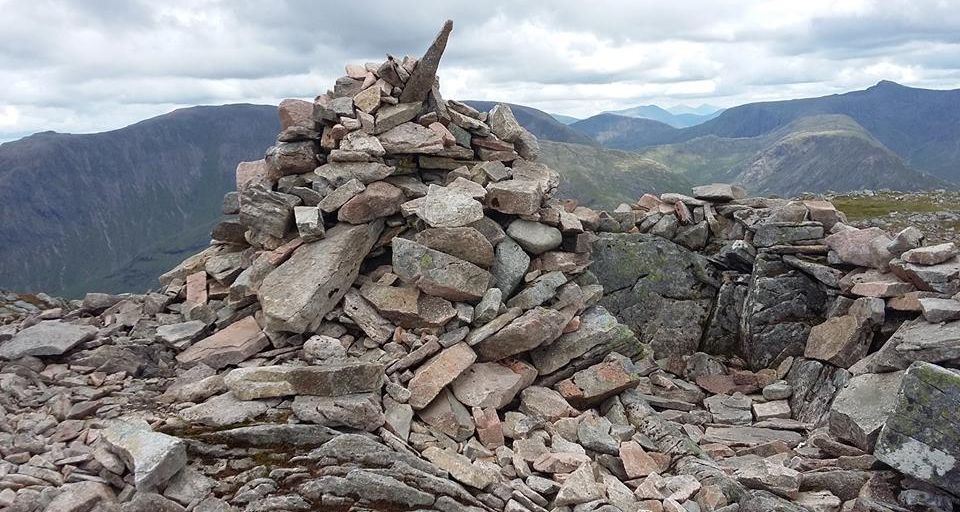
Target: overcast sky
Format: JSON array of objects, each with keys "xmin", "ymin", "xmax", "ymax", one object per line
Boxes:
[{"xmin": 1, "ymin": 0, "xmax": 959, "ymax": 141}]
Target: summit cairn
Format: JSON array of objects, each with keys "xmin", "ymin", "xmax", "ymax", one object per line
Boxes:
[{"xmin": 2, "ymin": 20, "xmax": 960, "ymax": 512}]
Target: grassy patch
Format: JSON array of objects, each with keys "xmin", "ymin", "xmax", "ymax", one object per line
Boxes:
[{"xmin": 829, "ymin": 194, "xmax": 959, "ymax": 221}]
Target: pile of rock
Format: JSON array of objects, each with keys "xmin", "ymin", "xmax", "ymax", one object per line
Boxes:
[{"xmin": 1, "ymin": 20, "xmax": 959, "ymax": 512}]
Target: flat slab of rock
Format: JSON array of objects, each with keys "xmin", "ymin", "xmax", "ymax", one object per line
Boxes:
[
  {"xmin": 804, "ymin": 315, "xmax": 871, "ymax": 368},
  {"xmin": 506, "ymin": 219, "xmax": 562, "ymax": 254},
  {"xmin": 875, "ymin": 362, "xmax": 960, "ymax": 494},
  {"xmin": 556, "ymin": 353, "xmax": 643, "ymax": 408},
  {"xmin": 292, "ymin": 393, "xmax": 385, "ymax": 431},
  {"xmin": 392, "ymin": 237, "xmax": 491, "ymax": 302},
  {"xmin": 702, "ymin": 426, "xmax": 802, "ymax": 447},
  {"xmin": 421, "ymin": 446, "xmax": 495, "ymax": 490},
  {"xmin": 408, "ymin": 342, "xmax": 477, "ymax": 410},
  {"xmin": 450, "ymin": 359, "xmax": 537, "ymax": 409},
  {"xmin": 901, "ymin": 243, "xmax": 957, "ymax": 266},
  {"xmin": 825, "ymin": 227, "xmax": 893, "ymax": 268},
  {"xmin": 175, "ymin": 316, "xmax": 268, "ymax": 369},
  {"xmin": 0, "ymin": 321, "xmax": 97, "ymax": 359},
  {"xmin": 179, "ymin": 392, "xmax": 273, "ymax": 427},
  {"xmin": 828, "ymin": 370, "xmax": 904, "ymax": 451},
  {"xmin": 103, "ymin": 419, "xmax": 186, "ymax": 491},
  {"xmin": 416, "ymin": 187, "xmax": 485, "ymax": 228},
  {"xmin": 475, "ymin": 306, "xmax": 568, "ymax": 362},
  {"xmin": 868, "ymin": 318, "xmax": 960, "ymax": 372},
  {"xmin": 225, "ymin": 362, "xmax": 384, "ymax": 400},
  {"xmin": 692, "ymin": 183, "xmax": 746, "ymax": 202},
  {"xmin": 919, "ymin": 297, "xmax": 960, "ymax": 323},
  {"xmin": 260, "ymin": 220, "xmax": 383, "ymax": 332}
]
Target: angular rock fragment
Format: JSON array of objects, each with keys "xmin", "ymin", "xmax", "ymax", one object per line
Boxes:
[
  {"xmin": 103, "ymin": 420, "xmax": 186, "ymax": 491},
  {"xmin": 260, "ymin": 220, "xmax": 383, "ymax": 332},
  {"xmin": 408, "ymin": 342, "xmax": 477, "ymax": 410},
  {"xmin": 0, "ymin": 321, "xmax": 97, "ymax": 360},
  {"xmin": 392, "ymin": 237, "xmax": 492, "ymax": 302},
  {"xmin": 175, "ymin": 316, "xmax": 268, "ymax": 369},
  {"xmin": 225, "ymin": 362, "xmax": 383, "ymax": 400}
]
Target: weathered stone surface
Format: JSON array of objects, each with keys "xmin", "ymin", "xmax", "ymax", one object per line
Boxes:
[
  {"xmin": 734, "ymin": 457, "xmax": 801, "ymax": 499},
  {"xmin": 491, "ymin": 236, "xmax": 530, "ymax": 297},
  {"xmin": 260, "ymin": 220, "xmax": 383, "ymax": 332},
  {"xmin": 417, "ymin": 187, "xmax": 485, "ymax": 228},
  {"xmin": 753, "ymin": 222, "xmax": 824, "ymax": 248},
  {"xmin": 475, "ymin": 306, "xmax": 568, "ymax": 361},
  {"xmin": 408, "ymin": 342, "xmax": 477, "ymax": 410},
  {"xmin": 530, "ymin": 306, "xmax": 642, "ymax": 379},
  {"xmin": 451, "ymin": 359, "xmax": 537, "ymax": 409},
  {"xmin": 294, "ymin": 206, "xmax": 325, "ymax": 242},
  {"xmin": 421, "ymin": 447, "xmax": 495, "ymax": 490},
  {"xmin": 175, "ymin": 316, "xmax": 268, "ymax": 369},
  {"xmin": 377, "ymin": 122, "xmax": 444, "ymax": 154},
  {"xmin": 828, "ymin": 370, "xmax": 904, "ymax": 451},
  {"xmin": 418, "ymin": 388, "xmax": 476, "ymax": 441},
  {"xmin": 868, "ymin": 318, "xmax": 960, "ymax": 371},
  {"xmin": 556, "ymin": 352, "xmax": 643, "ymax": 408},
  {"xmin": 399, "ymin": 20, "xmax": 453, "ymax": 103},
  {"xmin": 373, "ymin": 102, "xmax": 422, "ymax": 134},
  {"xmin": 0, "ymin": 321, "xmax": 97, "ymax": 359},
  {"xmin": 318, "ymin": 178, "xmax": 365, "ymax": 213},
  {"xmin": 506, "ymin": 271, "xmax": 568, "ymax": 310},
  {"xmin": 239, "ymin": 185, "xmax": 300, "ymax": 238},
  {"xmin": 901, "ymin": 243, "xmax": 957, "ymax": 266},
  {"xmin": 785, "ymin": 357, "xmax": 850, "ymax": 425},
  {"xmin": 804, "ymin": 315, "xmax": 872, "ymax": 368},
  {"xmin": 103, "ymin": 420, "xmax": 186, "ymax": 491},
  {"xmin": 265, "ymin": 140, "xmax": 317, "ymax": 176},
  {"xmin": 692, "ymin": 183, "xmax": 746, "ymax": 202},
  {"xmin": 702, "ymin": 426, "xmax": 803, "ymax": 447},
  {"xmin": 179, "ymin": 392, "xmax": 272, "ymax": 427},
  {"xmin": 342, "ymin": 288, "xmax": 394, "ymax": 343},
  {"xmin": 890, "ymin": 257, "xmax": 960, "ymax": 294},
  {"xmin": 825, "ymin": 227, "xmax": 893, "ymax": 268},
  {"xmin": 43, "ymin": 482, "xmax": 116, "ymax": 512},
  {"xmin": 155, "ymin": 320, "xmax": 207, "ymax": 349},
  {"xmin": 592, "ymin": 232, "xmax": 717, "ymax": 360},
  {"xmin": 225, "ymin": 362, "xmax": 383, "ymax": 400},
  {"xmin": 554, "ymin": 463, "xmax": 601, "ymax": 506},
  {"xmin": 291, "ymin": 393, "xmax": 385, "ymax": 431},
  {"xmin": 742, "ymin": 255, "xmax": 827, "ymax": 370},
  {"xmin": 506, "ymin": 219, "xmax": 562, "ymax": 254},
  {"xmin": 338, "ymin": 181, "xmax": 404, "ymax": 223},
  {"xmin": 392, "ymin": 237, "xmax": 492, "ymax": 302},
  {"xmin": 919, "ymin": 297, "xmax": 960, "ymax": 323},
  {"xmin": 519, "ymin": 386, "xmax": 577, "ymax": 421},
  {"xmin": 414, "ymin": 227, "xmax": 494, "ymax": 267},
  {"xmin": 486, "ymin": 179, "xmax": 541, "ymax": 215},
  {"xmin": 875, "ymin": 362, "xmax": 960, "ymax": 494}
]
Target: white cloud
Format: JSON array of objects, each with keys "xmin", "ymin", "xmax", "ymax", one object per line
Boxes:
[{"xmin": 1, "ymin": 0, "xmax": 959, "ymax": 139}]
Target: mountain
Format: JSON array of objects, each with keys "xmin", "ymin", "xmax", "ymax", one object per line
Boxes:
[
  {"xmin": 549, "ymin": 113, "xmax": 581, "ymax": 125},
  {"xmin": 463, "ymin": 101, "xmax": 595, "ymax": 146},
  {"xmin": 668, "ymin": 104, "xmax": 723, "ymax": 116},
  {"xmin": 0, "ymin": 104, "xmax": 279, "ymax": 297},
  {"xmin": 605, "ymin": 104, "xmax": 721, "ymax": 128},
  {"xmin": 538, "ymin": 140, "xmax": 691, "ymax": 208},
  {"xmin": 680, "ymin": 81, "xmax": 960, "ymax": 181},
  {"xmin": 571, "ymin": 114, "xmax": 679, "ymax": 151},
  {"xmin": 677, "ymin": 115, "xmax": 946, "ymax": 196}
]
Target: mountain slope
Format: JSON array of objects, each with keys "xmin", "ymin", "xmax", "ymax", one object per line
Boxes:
[
  {"xmin": 681, "ymin": 81, "xmax": 960, "ymax": 180},
  {"xmin": 463, "ymin": 101, "xmax": 595, "ymax": 146},
  {"xmin": 639, "ymin": 115, "xmax": 947, "ymax": 196},
  {"xmin": 538, "ymin": 140, "xmax": 692, "ymax": 209},
  {"xmin": 0, "ymin": 104, "xmax": 279, "ymax": 297},
  {"xmin": 605, "ymin": 104, "xmax": 721, "ymax": 128},
  {"xmin": 571, "ymin": 114, "xmax": 680, "ymax": 151}
]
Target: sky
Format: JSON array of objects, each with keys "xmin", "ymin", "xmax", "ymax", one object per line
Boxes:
[{"xmin": 1, "ymin": 0, "xmax": 960, "ymax": 142}]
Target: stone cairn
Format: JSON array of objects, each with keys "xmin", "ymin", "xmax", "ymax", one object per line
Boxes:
[{"xmin": 1, "ymin": 20, "xmax": 959, "ymax": 512}]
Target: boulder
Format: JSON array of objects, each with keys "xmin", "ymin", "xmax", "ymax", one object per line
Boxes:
[
  {"xmin": 260, "ymin": 220, "xmax": 383, "ymax": 332},
  {"xmin": 901, "ymin": 243, "xmax": 957, "ymax": 266},
  {"xmin": 175, "ymin": 316, "xmax": 268, "ymax": 369},
  {"xmin": 475, "ymin": 306, "xmax": 569, "ymax": 361},
  {"xmin": 804, "ymin": 315, "xmax": 872, "ymax": 368},
  {"xmin": 392, "ymin": 237, "xmax": 492, "ymax": 302},
  {"xmin": 103, "ymin": 420, "xmax": 186, "ymax": 491},
  {"xmin": 0, "ymin": 321, "xmax": 97, "ymax": 360},
  {"xmin": 825, "ymin": 227, "xmax": 893, "ymax": 268},
  {"xmin": 224, "ymin": 363, "xmax": 384, "ymax": 400},
  {"xmin": 407, "ymin": 342, "xmax": 477, "ymax": 410},
  {"xmin": 692, "ymin": 183, "xmax": 746, "ymax": 202},
  {"xmin": 338, "ymin": 181, "xmax": 404, "ymax": 223},
  {"xmin": 291, "ymin": 393, "xmax": 385, "ymax": 431},
  {"xmin": 506, "ymin": 219, "xmax": 562, "ymax": 254},
  {"xmin": 828, "ymin": 370, "xmax": 904, "ymax": 451},
  {"xmin": 875, "ymin": 362, "xmax": 960, "ymax": 494},
  {"xmin": 416, "ymin": 187, "xmax": 485, "ymax": 228},
  {"xmin": 450, "ymin": 359, "xmax": 537, "ymax": 409}
]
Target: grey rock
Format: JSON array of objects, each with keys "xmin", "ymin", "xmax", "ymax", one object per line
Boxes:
[
  {"xmin": 293, "ymin": 206, "xmax": 324, "ymax": 242},
  {"xmin": 373, "ymin": 102, "xmax": 423, "ymax": 134},
  {"xmin": 260, "ymin": 220, "xmax": 383, "ymax": 332},
  {"xmin": 902, "ymin": 243, "xmax": 957, "ymax": 266},
  {"xmin": 377, "ymin": 122, "xmax": 444, "ymax": 154},
  {"xmin": 239, "ymin": 185, "xmax": 300, "ymax": 238},
  {"xmin": 752, "ymin": 222, "xmax": 823, "ymax": 248},
  {"xmin": 919, "ymin": 297, "xmax": 960, "ymax": 323},
  {"xmin": 875, "ymin": 361, "xmax": 960, "ymax": 494},
  {"xmin": 291, "ymin": 393, "xmax": 385, "ymax": 431},
  {"xmin": 393, "ymin": 237, "xmax": 492, "ymax": 302},
  {"xmin": 399, "ymin": 20, "xmax": 453, "ymax": 103},
  {"xmin": 825, "ymin": 227, "xmax": 893, "ymax": 268},
  {"xmin": 0, "ymin": 321, "xmax": 97, "ymax": 359},
  {"xmin": 475, "ymin": 306, "xmax": 568, "ymax": 361},
  {"xmin": 473, "ymin": 288, "xmax": 503, "ymax": 326},
  {"xmin": 224, "ymin": 362, "xmax": 383, "ymax": 400},
  {"xmin": 103, "ymin": 419, "xmax": 186, "ymax": 491},
  {"xmin": 492, "ymin": 236, "xmax": 530, "ymax": 297},
  {"xmin": 506, "ymin": 219, "xmax": 563, "ymax": 255},
  {"xmin": 868, "ymin": 318, "xmax": 960, "ymax": 372},
  {"xmin": 828, "ymin": 370, "xmax": 904, "ymax": 451},
  {"xmin": 507, "ymin": 271, "xmax": 568, "ymax": 310},
  {"xmin": 155, "ymin": 320, "xmax": 208, "ymax": 349},
  {"xmin": 179, "ymin": 392, "xmax": 271, "ymax": 427},
  {"xmin": 692, "ymin": 183, "xmax": 746, "ymax": 202},
  {"xmin": 417, "ymin": 186, "xmax": 485, "ymax": 228},
  {"xmin": 785, "ymin": 357, "xmax": 850, "ymax": 425}
]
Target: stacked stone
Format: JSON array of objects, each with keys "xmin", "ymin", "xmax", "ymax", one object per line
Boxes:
[{"xmin": 1, "ymin": 21, "xmax": 960, "ymax": 512}]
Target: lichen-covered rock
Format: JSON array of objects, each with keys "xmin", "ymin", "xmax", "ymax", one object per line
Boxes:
[{"xmin": 874, "ymin": 361, "xmax": 960, "ymax": 494}]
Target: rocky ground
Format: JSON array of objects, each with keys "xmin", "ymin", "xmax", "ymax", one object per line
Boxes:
[
  {"xmin": 2, "ymin": 20, "xmax": 959, "ymax": 512},
  {"xmin": 825, "ymin": 190, "xmax": 960, "ymax": 244}
]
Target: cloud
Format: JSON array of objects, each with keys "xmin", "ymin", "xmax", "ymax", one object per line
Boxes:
[{"xmin": 1, "ymin": 0, "xmax": 959, "ymax": 140}]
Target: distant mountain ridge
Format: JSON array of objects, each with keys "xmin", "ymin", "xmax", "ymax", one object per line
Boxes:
[{"xmin": 604, "ymin": 104, "xmax": 721, "ymax": 128}]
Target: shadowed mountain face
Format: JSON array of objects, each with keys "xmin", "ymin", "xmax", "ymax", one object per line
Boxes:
[
  {"xmin": 604, "ymin": 104, "xmax": 721, "ymax": 128},
  {"xmin": 0, "ymin": 104, "xmax": 279, "ymax": 297}
]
